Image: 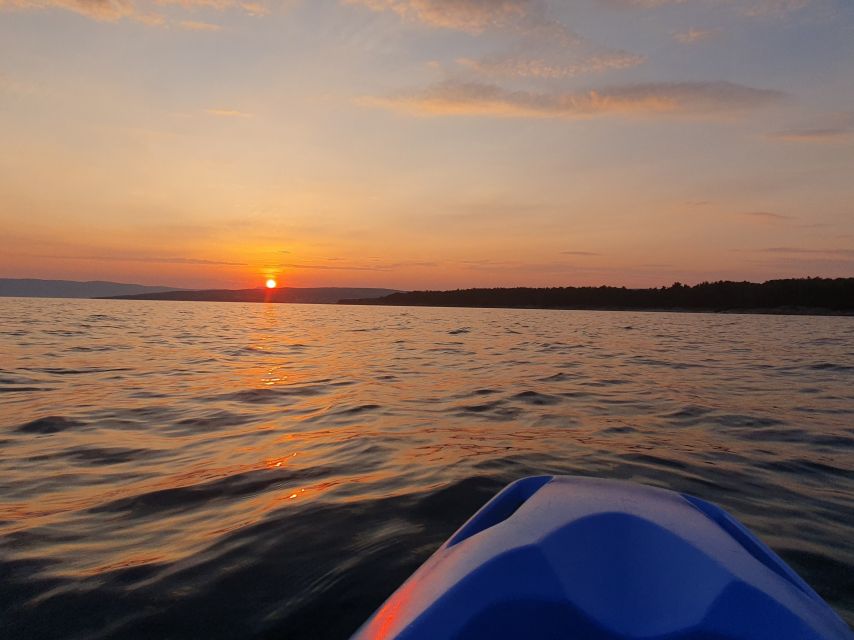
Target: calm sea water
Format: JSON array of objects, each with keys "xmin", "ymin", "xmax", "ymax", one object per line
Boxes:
[{"xmin": 1, "ymin": 298, "xmax": 852, "ymax": 638}]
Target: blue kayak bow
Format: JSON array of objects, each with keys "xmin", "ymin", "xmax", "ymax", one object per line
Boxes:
[{"xmin": 352, "ymin": 476, "xmax": 853, "ymax": 640}]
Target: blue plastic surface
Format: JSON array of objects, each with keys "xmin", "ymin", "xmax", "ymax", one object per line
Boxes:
[{"xmin": 352, "ymin": 476, "xmax": 853, "ymax": 640}]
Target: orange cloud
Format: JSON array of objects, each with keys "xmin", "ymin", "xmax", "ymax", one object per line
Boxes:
[
  {"xmin": 673, "ymin": 27, "xmax": 720, "ymax": 44},
  {"xmin": 0, "ymin": 73, "xmax": 43, "ymax": 96},
  {"xmin": 740, "ymin": 211, "xmax": 792, "ymax": 223},
  {"xmin": 757, "ymin": 247, "xmax": 854, "ymax": 257},
  {"xmin": 344, "ymin": 0, "xmax": 533, "ymax": 33},
  {"xmin": 0, "ymin": 0, "xmax": 135, "ymax": 20},
  {"xmin": 282, "ymin": 261, "xmax": 437, "ymax": 271},
  {"xmin": 456, "ymin": 49, "xmax": 645, "ymax": 79},
  {"xmin": 741, "ymin": 0, "xmax": 810, "ymax": 17},
  {"xmin": 600, "ymin": 0, "xmax": 688, "ymax": 7},
  {"xmin": 362, "ymin": 80, "xmax": 784, "ymax": 119},
  {"xmin": 602, "ymin": 0, "xmax": 815, "ymax": 17},
  {"xmin": 349, "ymin": 0, "xmax": 647, "ymax": 96},
  {"xmin": 0, "ymin": 0, "xmax": 270, "ymax": 23},
  {"xmin": 44, "ymin": 254, "xmax": 247, "ymax": 265},
  {"xmin": 179, "ymin": 19, "xmax": 222, "ymax": 30},
  {"xmin": 205, "ymin": 108, "xmax": 254, "ymax": 117}
]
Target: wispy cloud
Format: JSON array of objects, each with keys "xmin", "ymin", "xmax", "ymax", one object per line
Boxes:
[
  {"xmin": 283, "ymin": 262, "xmax": 380, "ymax": 271},
  {"xmin": 205, "ymin": 108, "xmax": 254, "ymax": 117},
  {"xmin": 740, "ymin": 211, "xmax": 792, "ymax": 222},
  {"xmin": 0, "ymin": 0, "xmax": 270, "ymax": 25},
  {"xmin": 0, "ymin": 73, "xmax": 44, "ymax": 97},
  {"xmin": 769, "ymin": 112, "xmax": 854, "ymax": 143},
  {"xmin": 0, "ymin": 0, "xmax": 135, "ymax": 21},
  {"xmin": 599, "ymin": 0, "xmax": 690, "ymax": 8},
  {"xmin": 562, "ymin": 250, "xmax": 601, "ymax": 256},
  {"xmin": 601, "ymin": 0, "xmax": 813, "ymax": 16},
  {"xmin": 740, "ymin": 0, "xmax": 811, "ymax": 17},
  {"xmin": 179, "ymin": 19, "xmax": 222, "ymax": 31},
  {"xmin": 755, "ymin": 246, "xmax": 854, "ymax": 257},
  {"xmin": 363, "ymin": 80, "xmax": 784, "ymax": 119},
  {"xmin": 456, "ymin": 50, "xmax": 644, "ymax": 79},
  {"xmin": 343, "ymin": 0, "xmax": 534, "ymax": 34},
  {"xmin": 673, "ymin": 27, "xmax": 720, "ymax": 44},
  {"xmin": 745, "ymin": 248, "xmax": 854, "ymax": 272},
  {"xmin": 349, "ymin": 0, "xmax": 645, "ymax": 82},
  {"xmin": 47, "ymin": 254, "xmax": 246, "ymax": 265},
  {"xmin": 454, "ymin": 258, "xmax": 665, "ymax": 276},
  {"xmin": 349, "ymin": 1, "xmax": 778, "ymax": 124},
  {"xmin": 282, "ymin": 261, "xmax": 437, "ymax": 271}
]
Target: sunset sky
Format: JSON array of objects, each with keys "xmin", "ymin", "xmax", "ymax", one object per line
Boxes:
[{"xmin": 1, "ymin": 0, "xmax": 852, "ymax": 290}]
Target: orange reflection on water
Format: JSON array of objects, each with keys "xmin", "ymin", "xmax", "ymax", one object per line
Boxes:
[
  {"xmin": 261, "ymin": 481, "xmax": 338, "ymax": 510},
  {"xmin": 87, "ymin": 553, "xmax": 167, "ymax": 576},
  {"xmin": 264, "ymin": 453, "xmax": 297, "ymax": 469}
]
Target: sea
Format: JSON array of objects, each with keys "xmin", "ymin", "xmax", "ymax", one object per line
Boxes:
[{"xmin": 1, "ymin": 297, "xmax": 852, "ymax": 638}]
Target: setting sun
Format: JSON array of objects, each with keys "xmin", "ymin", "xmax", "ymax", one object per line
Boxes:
[{"xmin": 265, "ymin": 278, "xmax": 277, "ymax": 289}]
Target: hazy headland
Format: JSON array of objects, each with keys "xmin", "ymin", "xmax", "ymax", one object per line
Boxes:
[
  {"xmin": 102, "ymin": 287, "xmax": 399, "ymax": 304},
  {"xmin": 0, "ymin": 278, "xmax": 184, "ymax": 299}
]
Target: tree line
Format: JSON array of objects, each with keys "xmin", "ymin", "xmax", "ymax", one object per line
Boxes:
[{"xmin": 342, "ymin": 278, "xmax": 854, "ymax": 312}]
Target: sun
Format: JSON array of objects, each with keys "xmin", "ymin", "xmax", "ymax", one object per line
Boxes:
[{"xmin": 265, "ymin": 278, "xmax": 277, "ymax": 289}]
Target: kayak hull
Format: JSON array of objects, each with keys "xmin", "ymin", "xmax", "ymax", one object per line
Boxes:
[{"xmin": 352, "ymin": 475, "xmax": 853, "ymax": 640}]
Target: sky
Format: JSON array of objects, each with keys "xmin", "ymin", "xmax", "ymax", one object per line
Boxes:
[{"xmin": 1, "ymin": 0, "xmax": 853, "ymax": 290}]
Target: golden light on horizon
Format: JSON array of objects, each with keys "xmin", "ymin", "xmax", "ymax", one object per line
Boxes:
[{"xmin": 265, "ymin": 278, "xmax": 277, "ymax": 289}]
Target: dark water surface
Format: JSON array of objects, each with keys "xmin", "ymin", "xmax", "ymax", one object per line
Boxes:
[{"xmin": 1, "ymin": 298, "xmax": 852, "ymax": 638}]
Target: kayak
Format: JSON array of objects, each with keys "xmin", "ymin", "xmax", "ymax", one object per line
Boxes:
[{"xmin": 352, "ymin": 475, "xmax": 853, "ymax": 640}]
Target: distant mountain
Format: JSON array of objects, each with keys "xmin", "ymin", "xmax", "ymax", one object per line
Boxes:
[
  {"xmin": 340, "ymin": 278, "xmax": 854, "ymax": 315},
  {"xmin": 102, "ymin": 287, "xmax": 399, "ymax": 304},
  {"xmin": 0, "ymin": 278, "xmax": 185, "ymax": 299}
]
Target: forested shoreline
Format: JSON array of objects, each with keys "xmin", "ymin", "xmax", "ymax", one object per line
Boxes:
[{"xmin": 341, "ymin": 278, "xmax": 854, "ymax": 314}]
